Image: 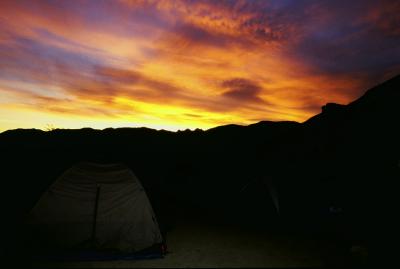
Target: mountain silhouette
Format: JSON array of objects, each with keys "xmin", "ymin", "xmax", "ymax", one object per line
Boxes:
[{"xmin": 0, "ymin": 74, "xmax": 398, "ymax": 262}]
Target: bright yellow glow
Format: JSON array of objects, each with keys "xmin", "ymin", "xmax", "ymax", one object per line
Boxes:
[{"xmin": 0, "ymin": 0, "xmax": 394, "ymax": 132}]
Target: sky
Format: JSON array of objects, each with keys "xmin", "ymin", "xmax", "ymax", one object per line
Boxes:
[{"xmin": 0, "ymin": 0, "xmax": 399, "ymax": 131}]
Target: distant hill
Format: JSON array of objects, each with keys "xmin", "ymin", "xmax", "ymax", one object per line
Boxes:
[{"xmin": 0, "ymin": 74, "xmax": 399, "ymax": 235}]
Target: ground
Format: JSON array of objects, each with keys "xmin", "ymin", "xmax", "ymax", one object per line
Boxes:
[{"xmin": 30, "ymin": 218, "xmax": 361, "ymax": 268}]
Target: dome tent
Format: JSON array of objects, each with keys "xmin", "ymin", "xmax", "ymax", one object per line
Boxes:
[{"xmin": 26, "ymin": 162, "xmax": 164, "ymax": 260}]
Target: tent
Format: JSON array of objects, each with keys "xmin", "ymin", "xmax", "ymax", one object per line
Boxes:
[
  {"xmin": 26, "ymin": 162, "xmax": 164, "ymax": 260},
  {"xmin": 239, "ymin": 177, "xmax": 280, "ymax": 214}
]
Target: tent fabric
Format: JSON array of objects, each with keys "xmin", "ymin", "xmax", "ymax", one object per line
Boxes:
[{"xmin": 27, "ymin": 162, "xmax": 163, "ymax": 253}]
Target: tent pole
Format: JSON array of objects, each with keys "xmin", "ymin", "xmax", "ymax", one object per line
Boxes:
[
  {"xmin": 91, "ymin": 184, "xmax": 101, "ymax": 245},
  {"xmin": 263, "ymin": 178, "xmax": 279, "ymax": 214}
]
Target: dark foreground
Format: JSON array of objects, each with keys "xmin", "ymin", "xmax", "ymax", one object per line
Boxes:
[
  {"xmin": 2, "ymin": 75, "xmax": 398, "ymax": 268},
  {"xmin": 30, "ymin": 218, "xmax": 366, "ymax": 268}
]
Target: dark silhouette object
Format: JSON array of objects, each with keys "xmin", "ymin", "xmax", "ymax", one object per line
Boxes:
[
  {"xmin": 1, "ymin": 74, "xmax": 399, "ymax": 266},
  {"xmin": 23, "ymin": 162, "xmax": 164, "ymax": 261}
]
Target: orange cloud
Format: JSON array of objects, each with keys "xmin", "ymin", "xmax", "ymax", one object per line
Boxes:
[{"xmin": 0, "ymin": 0, "xmax": 399, "ymax": 132}]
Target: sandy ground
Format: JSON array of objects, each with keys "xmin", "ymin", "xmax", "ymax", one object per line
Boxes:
[{"xmin": 30, "ymin": 219, "xmax": 351, "ymax": 268}]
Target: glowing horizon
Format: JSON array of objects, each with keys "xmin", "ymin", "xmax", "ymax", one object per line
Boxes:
[{"xmin": 1, "ymin": 0, "xmax": 399, "ymax": 132}]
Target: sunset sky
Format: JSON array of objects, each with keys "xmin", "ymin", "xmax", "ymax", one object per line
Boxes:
[{"xmin": 1, "ymin": 0, "xmax": 399, "ymax": 131}]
